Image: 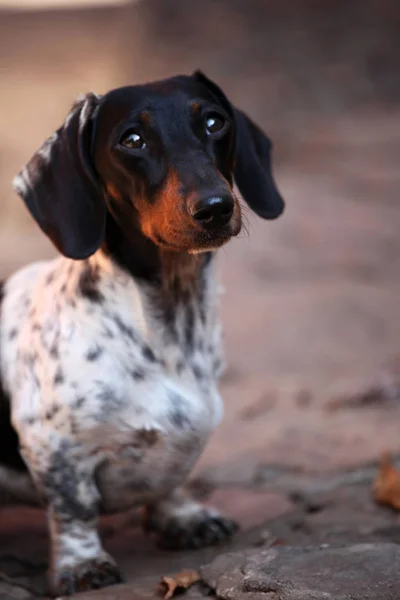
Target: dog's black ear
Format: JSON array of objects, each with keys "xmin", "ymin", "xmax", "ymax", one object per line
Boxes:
[
  {"xmin": 13, "ymin": 92, "xmax": 105, "ymax": 259},
  {"xmin": 193, "ymin": 70, "xmax": 284, "ymax": 220},
  {"xmin": 233, "ymin": 109, "xmax": 285, "ymax": 219}
]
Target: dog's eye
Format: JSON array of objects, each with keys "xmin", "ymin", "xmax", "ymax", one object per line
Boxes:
[
  {"xmin": 120, "ymin": 131, "xmax": 147, "ymax": 150},
  {"xmin": 205, "ymin": 115, "xmax": 226, "ymax": 136}
]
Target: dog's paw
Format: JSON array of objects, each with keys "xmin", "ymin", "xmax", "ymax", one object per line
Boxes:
[
  {"xmin": 50, "ymin": 558, "xmax": 123, "ymax": 597},
  {"xmin": 147, "ymin": 508, "xmax": 239, "ymax": 550}
]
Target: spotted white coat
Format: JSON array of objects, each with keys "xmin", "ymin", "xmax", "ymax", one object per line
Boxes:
[{"xmin": 0, "ymin": 249, "xmax": 236, "ymax": 592}]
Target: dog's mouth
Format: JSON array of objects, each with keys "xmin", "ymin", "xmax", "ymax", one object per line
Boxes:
[
  {"xmin": 188, "ymin": 220, "xmax": 242, "ymax": 253},
  {"xmin": 149, "ymin": 214, "xmax": 242, "ymax": 254}
]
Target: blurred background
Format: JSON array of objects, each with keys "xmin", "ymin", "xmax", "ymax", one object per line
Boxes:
[{"xmin": 1, "ymin": 0, "xmax": 400, "ymax": 545}]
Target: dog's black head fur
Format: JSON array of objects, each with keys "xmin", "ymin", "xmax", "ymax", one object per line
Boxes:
[{"xmin": 14, "ymin": 71, "xmax": 284, "ymax": 275}]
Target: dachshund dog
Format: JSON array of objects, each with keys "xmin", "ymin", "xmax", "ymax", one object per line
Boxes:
[{"xmin": 0, "ymin": 71, "xmax": 284, "ymax": 596}]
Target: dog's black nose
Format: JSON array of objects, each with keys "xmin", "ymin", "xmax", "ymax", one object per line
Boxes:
[{"xmin": 190, "ymin": 195, "xmax": 234, "ymax": 228}]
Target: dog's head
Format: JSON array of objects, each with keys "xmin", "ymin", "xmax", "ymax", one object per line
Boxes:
[{"xmin": 14, "ymin": 71, "xmax": 284, "ymax": 259}]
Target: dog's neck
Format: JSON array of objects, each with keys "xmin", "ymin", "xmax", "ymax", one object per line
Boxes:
[
  {"xmin": 96, "ymin": 214, "xmax": 218, "ymax": 356},
  {"xmin": 101, "ymin": 211, "xmax": 214, "ymax": 296}
]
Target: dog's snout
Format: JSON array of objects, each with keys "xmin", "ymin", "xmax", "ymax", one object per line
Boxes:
[{"xmin": 190, "ymin": 195, "xmax": 234, "ymax": 229}]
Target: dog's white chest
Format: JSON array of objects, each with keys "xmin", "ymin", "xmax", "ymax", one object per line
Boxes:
[{"xmin": 2, "ymin": 255, "xmax": 224, "ymax": 512}]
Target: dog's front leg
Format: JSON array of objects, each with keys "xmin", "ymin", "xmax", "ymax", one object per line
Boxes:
[
  {"xmin": 21, "ymin": 441, "xmax": 123, "ymax": 597},
  {"xmin": 143, "ymin": 487, "xmax": 238, "ymax": 550}
]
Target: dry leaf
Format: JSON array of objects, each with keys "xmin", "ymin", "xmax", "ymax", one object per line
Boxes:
[
  {"xmin": 159, "ymin": 569, "xmax": 200, "ymax": 600},
  {"xmin": 373, "ymin": 453, "xmax": 400, "ymax": 510}
]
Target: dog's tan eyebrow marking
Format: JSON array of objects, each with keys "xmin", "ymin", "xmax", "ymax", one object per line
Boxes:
[
  {"xmin": 190, "ymin": 102, "xmax": 201, "ymax": 114},
  {"xmin": 139, "ymin": 111, "xmax": 151, "ymax": 125}
]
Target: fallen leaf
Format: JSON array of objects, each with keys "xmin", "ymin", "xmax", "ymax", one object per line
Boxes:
[
  {"xmin": 159, "ymin": 569, "xmax": 201, "ymax": 600},
  {"xmin": 373, "ymin": 453, "xmax": 400, "ymax": 510},
  {"xmin": 271, "ymin": 538, "xmax": 285, "ymax": 546}
]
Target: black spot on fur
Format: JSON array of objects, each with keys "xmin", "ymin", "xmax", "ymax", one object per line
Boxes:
[
  {"xmin": 79, "ymin": 264, "xmax": 104, "ymax": 304},
  {"xmin": 142, "ymin": 345, "xmax": 157, "ymax": 363},
  {"xmin": 49, "ymin": 344, "xmax": 59, "ymax": 359},
  {"xmin": 213, "ymin": 357, "xmax": 223, "ymax": 374},
  {"xmin": 74, "ymin": 396, "xmax": 85, "ymax": 409},
  {"xmin": 95, "ymin": 382, "xmax": 123, "ymax": 409},
  {"xmin": 80, "ymin": 539, "xmax": 98, "ymax": 551},
  {"xmin": 45, "ymin": 272, "xmax": 55, "ymax": 286},
  {"xmin": 32, "ymin": 323, "xmax": 42, "ymax": 332},
  {"xmin": 198, "ymin": 257, "xmax": 212, "ymax": 323},
  {"xmin": 176, "ymin": 359, "xmax": 185, "ymax": 375},
  {"xmin": 44, "ymin": 442, "xmax": 97, "ymax": 522},
  {"xmin": 86, "ymin": 345, "xmax": 103, "ymax": 362},
  {"xmin": 8, "ymin": 328, "xmax": 17, "ymax": 340},
  {"xmin": 192, "ymin": 364, "xmax": 204, "ymax": 381},
  {"xmin": 213, "ymin": 357, "xmax": 224, "ymax": 373},
  {"xmin": 185, "ymin": 305, "xmax": 195, "ymax": 351},
  {"xmin": 199, "ymin": 304, "xmax": 207, "ymax": 325},
  {"xmin": 70, "ymin": 417, "xmax": 79, "ymax": 436},
  {"xmin": 130, "ymin": 368, "xmax": 145, "ymax": 381},
  {"xmin": 60, "ymin": 283, "xmax": 67, "ymax": 294},
  {"xmin": 168, "ymin": 392, "xmax": 191, "ymax": 429},
  {"xmin": 112, "ymin": 314, "xmax": 137, "ymax": 342},
  {"xmin": 54, "ymin": 367, "xmax": 64, "ymax": 386},
  {"xmin": 33, "ymin": 372, "xmax": 41, "ymax": 390},
  {"xmin": 45, "ymin": 404, "xmax": 61, "ymax": 420}
]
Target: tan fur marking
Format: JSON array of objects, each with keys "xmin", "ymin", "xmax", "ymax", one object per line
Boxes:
[
  {"xmin": 106, "ymin": 183, "xmax": 121, "ymax": 201},
  {"xmin": 140, "ymin": 111, "xmax": 151, "ymax": 125}
]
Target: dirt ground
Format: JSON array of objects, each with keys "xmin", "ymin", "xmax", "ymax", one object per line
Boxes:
[{"xmin": 1, "ymin": 1, "xmax": 400, "ymax": 597}]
